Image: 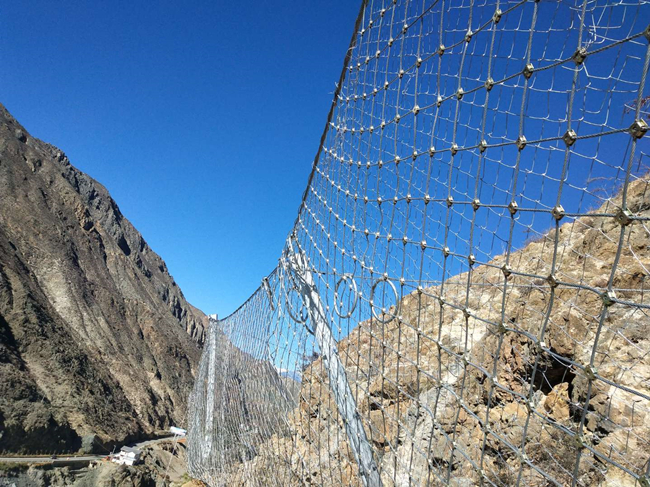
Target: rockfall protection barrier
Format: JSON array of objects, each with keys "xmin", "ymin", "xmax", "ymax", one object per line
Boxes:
[{"xmin": 188, "ymin": 1, "xmax": 650, "ymax": 485}]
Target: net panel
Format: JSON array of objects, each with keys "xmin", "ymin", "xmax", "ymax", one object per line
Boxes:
[{"xmin": 188, "ymin": 1, "xmax": 650, "ymax": 485}]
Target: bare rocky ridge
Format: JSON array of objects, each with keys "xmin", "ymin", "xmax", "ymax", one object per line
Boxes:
[
  {"xmin": 222, "ymin": 176, "xmax": 650, "ymax": 486},
  {"xmin": 0, "ymin": 104, "xmax": 206, "ymax": 453}
]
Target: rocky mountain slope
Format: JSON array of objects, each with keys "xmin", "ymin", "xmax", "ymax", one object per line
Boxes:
[
  {"xmin": 0, "ymin": 104, "xmax": 206, "ymax": 454},
  {"xmin": 218, "ymin": 176, "xmax": 650, "ymax": 486}
]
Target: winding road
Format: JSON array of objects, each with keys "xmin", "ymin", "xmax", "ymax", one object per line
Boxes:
[{"xmin": 0, "ymin": 435, "xmax": 179, "ymax": 465}]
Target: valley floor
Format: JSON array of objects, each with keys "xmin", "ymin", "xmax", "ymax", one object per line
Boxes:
[{"xmin": 0, "ymin": 439, "xmax": 203, "ymax": 487}]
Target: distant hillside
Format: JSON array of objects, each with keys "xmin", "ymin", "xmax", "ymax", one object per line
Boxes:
[
  {"xmin": 0, "ymin": 103, "xmax": 207, "ymax": 453},
  {"xmin": 187, "ymin": 318, "xmax": 299, "ymax": 476}
]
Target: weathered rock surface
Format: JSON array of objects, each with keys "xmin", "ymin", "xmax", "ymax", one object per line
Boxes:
[
  {"xmin": 219, "ymin": 176, "xmax": 650, "ymax": 486},
  {"xmin": 0, "ymin": 104, "xmax": 206, "ymax": 453}
]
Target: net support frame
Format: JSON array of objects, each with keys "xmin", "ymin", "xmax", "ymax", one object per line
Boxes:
[{"xmin": 286, "ymin": 237, "xmax": 382, "ymax": 487}]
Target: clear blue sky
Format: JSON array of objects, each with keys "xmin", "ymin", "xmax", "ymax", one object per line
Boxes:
[{"xmin": 1, "ymin": 1, "xmax": 361, "ymax": 316}]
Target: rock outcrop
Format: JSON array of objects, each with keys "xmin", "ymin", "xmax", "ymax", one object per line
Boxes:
[
  {"xmin": 218, "ymin": 175, "xmax": 650, "ymax": 486},
  {"xmin": 0, "ymin": 104, "xmax": 206, "ymax": 453}
]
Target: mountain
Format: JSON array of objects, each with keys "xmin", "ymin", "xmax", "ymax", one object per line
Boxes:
[
  {"xmin": 0, "ymin": 103, "xmax": 206, "ymax": 454},
  {"xmin": 277, "ymin": 368, "xmax": 302, "ymax": 383}
]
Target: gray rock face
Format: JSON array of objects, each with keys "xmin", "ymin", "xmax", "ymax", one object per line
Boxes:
[{"xmin": 0, "ymin": 103, "xmax": 206, "ymax": 453}]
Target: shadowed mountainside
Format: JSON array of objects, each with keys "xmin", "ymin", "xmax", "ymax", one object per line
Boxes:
[{"xmin": 0, "ymin": 104, "xmax": 207, "ymax": 453}]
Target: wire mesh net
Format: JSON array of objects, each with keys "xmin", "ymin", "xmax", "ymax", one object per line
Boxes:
[{"xmin": 187, "ymin": 0, "xmax": 650, "ymax": 485}]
